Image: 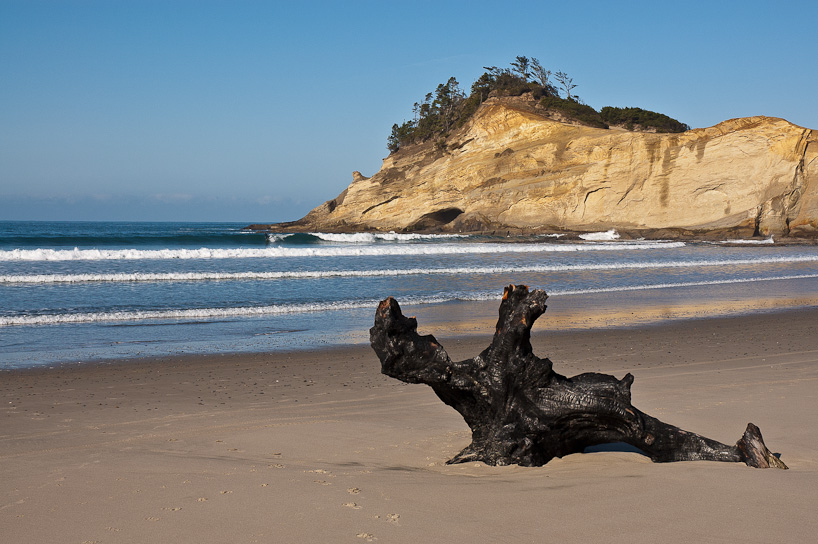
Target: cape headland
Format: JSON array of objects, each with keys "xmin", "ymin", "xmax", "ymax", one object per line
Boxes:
[{"xmin": 252, "ymin": 59, "xmax": 817, "ymax": 240}]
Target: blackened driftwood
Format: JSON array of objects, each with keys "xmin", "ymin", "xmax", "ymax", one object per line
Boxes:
[{"xmin": 369, "ymin": 285, "xmax": 787, "ymax": 469}]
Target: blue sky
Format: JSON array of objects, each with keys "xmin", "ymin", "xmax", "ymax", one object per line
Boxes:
[{"xmin": 2, "ymin": 0, "xmax": 817, "ymax": 222}]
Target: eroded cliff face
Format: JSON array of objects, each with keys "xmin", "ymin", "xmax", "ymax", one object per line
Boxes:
[{"xmin": 270, "ymin": 99, "xmax": 818, "ymax": 237}]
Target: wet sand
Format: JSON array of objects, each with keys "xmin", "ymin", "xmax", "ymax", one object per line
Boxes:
[{"xmin": 2, "ymin": 308, "xmax": 817, "ymax": 543}]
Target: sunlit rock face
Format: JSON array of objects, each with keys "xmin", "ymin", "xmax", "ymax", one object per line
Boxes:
[{"xmin": 269, "ymin": 98, "xmax": 817, "ymax": 238}]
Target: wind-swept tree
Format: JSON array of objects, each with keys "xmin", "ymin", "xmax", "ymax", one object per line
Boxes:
[
  {"xmin": 434, "ymin": 76, "xmax": 466, "ymax": 132},
  {"xmin": 510, "ymin": 55, "xmax": 531, "ymax": 81},
  {"xmin": 530, "ymin": 58, "xmax": 555, "ymax": 93},
  {"xmin": 471, "ymin": 72, "xmax": 495, "ymax": 102},
  {"xmin": 554, "ymin": 71, "xmax": 577, "ymax": 100}
]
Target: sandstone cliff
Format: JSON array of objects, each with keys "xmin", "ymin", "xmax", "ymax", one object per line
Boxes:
[{"xmin": 264, "ymin": 98, "xmax": 818, "ymax": 238}]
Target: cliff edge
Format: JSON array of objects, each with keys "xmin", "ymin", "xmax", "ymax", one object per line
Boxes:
[{"xmin": 259, "ymin": 98, "xmax": 818, "ymax": 238}]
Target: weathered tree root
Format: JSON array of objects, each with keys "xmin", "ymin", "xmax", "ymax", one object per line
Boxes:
[
  {"xmin": 369, "ymin": 285, "xmax": 787, "ymax": 469},
  {"xmin": 737, "ymin": 423, "xmax": 789, "ymax": 469}
]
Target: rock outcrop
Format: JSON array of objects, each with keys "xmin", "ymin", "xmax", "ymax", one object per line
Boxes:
[{"xmin": 262, "ymin": 98, "xmax": 818, "ymax": 238}]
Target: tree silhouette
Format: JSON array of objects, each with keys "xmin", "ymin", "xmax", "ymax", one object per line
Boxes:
[
  {"xmin": 510, "ymin": 56, "xmax": 531, "ymax": 81},
  {"xmin": 555, "ymin": 71, "xmax": 577, "ymax": 100}
]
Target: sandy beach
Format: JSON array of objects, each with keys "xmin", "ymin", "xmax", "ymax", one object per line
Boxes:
[{"xmin": 3, "ymin": 308, "xmax": 817, "ymax": 543}]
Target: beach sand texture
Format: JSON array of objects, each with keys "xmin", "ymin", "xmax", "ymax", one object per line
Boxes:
[{"xmin": 2, "ymin": 309, "xmax": 817, "ymax": 543}]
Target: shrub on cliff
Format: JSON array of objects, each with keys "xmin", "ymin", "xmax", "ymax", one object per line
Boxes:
[
  {"xmin": 539, "ymin": 96, "xmax": 608, "ymax": 129},
  {"xmin": 599, "ymin": 106, "xmax": 690, "ymax": 133}
]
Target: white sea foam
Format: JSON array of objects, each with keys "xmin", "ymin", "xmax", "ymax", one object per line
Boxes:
[
  {"xmin": 264, "ymin": 232, "xmax": 467, "ymax": 243},
  {"xmin": 548, "ymin": 273, "xmax": 818, "ymax": 296},
  {"xmin": 0, "ymin": 300, "xmax": 375, "ymax": 326},
  {"xmin": 3, "ymin": 255, "xmax": 818, "ymax": 284},
  {"xmin": 0, "ymin": 295, "xmax": 450, "ymax": 327},
  {"xmin": 0, "ymin": 240, "xmax": 685, "ymax": 261},
  {"xmin": 266, "ymin": 233, "xmax": 294, "ymax": 242},
  {"xmin": 718, "ymin": 237, "xmax": 775, "ymax": 245},
  {"xmin": 3, "ymin": 273, "xmax": 817, "ymax": 327},
  {"xmin": 414, "ymin": 273, "xmax": 818, "ymax": 302},
  {"xmin": 579, "ymin": 229, "xmax": 620, "ymax": 241},
  {"xmin": 308, "ymin": 232, "xmax": 467, "ymax": 242}
]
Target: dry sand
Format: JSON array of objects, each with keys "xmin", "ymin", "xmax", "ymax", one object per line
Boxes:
[{"xmin": 2, "ymin": 309, "xmax": 817, "ymax": 543}]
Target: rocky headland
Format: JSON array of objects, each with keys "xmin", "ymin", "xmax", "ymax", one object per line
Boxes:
[{"xmin": 252, "ymin": 97, "xmax": 817, "ymax": 239}]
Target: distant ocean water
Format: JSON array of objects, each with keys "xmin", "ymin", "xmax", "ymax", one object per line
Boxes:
[{"xmin": 2, "ymin": 221, "xmax": 818, "ymax": 370}]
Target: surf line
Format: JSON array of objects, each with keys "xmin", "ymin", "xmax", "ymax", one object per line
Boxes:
[
  {"xmin": 2, "ymin": 273, "xmax": 817, "ymax": 327},
  {"xmin": 0, "ymin": 241, "xmax": 686, "ymax": 261},
  {"xmin": 3, "ymin": 256, "xmax": 818, "ymax": 284}
]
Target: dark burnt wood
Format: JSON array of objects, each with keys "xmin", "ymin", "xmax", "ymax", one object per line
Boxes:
[{"xmin": 370, "ymin": 285, "xmax": 787, "ymax": 469}]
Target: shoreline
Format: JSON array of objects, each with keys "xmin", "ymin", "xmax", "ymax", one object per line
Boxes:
[
  {"xmin": 4, "ymin": 302, "xmax": 818, "ymax": 376},
  {"xmin": 3, "ymin": 307, "xmax": 817, "ymax": 542},
  {"xmin": 5, "ymin": 276, "xmax": 818, "ymax": 371}
]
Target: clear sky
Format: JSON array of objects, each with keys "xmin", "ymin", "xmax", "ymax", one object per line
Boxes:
[{"xmin": 2, "ymin": 0, "xmax": 817, "ymax": 222}]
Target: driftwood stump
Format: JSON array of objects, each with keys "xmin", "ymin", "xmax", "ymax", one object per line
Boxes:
[{"xmin": 369, "ymin": 285, "xmax": 787, "ymax": 469}]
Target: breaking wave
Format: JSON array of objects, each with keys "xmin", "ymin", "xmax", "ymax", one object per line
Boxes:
[
  {"xmin": 3, "ymin": 255, "xmax": 818, "ymax": 284},
  {"xmin": 0, "ymin": 295, "xmax": 448, "ymax": 327},
  {"xmin": 0, "ymin": 240, "xmax": 685, "ymax": 261},
  {"xmin": 718, "ymin": 237, "xmax": 776, "ymax": 245},
  {"xmin": 266, "ymin": 232, "xmax": 468, "ymax": 243},
  {"xmin": 578, "ymin": 229, "xmax": 621, "ymax": 241},
  {"xmin": 3, "ymin": 273, "xmax": 817, "ymax": 327}
]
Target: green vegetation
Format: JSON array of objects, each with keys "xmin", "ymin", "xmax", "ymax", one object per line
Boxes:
[
  {"xmin": 539, "ymin": 96, "xmax": 608, "ymax": 129},
  {"xmin": 387, "ymin": 56, "xmax": 690, "ymax": 153},
  {"xmin": 599, "ymin": 106, "xmax": 690, "ymax": 133},
  {"xmin": 387, "ymin": 56, "xmax": 559, "ymax": 153},
  {"xmin": 387, "ymin": 76, "xmax": 467, "ymax": 153}
]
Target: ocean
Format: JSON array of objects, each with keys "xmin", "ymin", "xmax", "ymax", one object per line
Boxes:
[{"xmin": 2, "ymin": 221, "xmax": 818, "ymax": 370}]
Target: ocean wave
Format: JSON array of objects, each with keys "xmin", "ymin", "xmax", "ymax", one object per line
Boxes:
[
  {"xmin": 0, "ymin": 301, "xmax": 372, "ymax": 326},
  {"xmin": 3, "ymin": 255, "xmax": 817, "ymax": 284},
  {"xmin": 3, "ymin": 273, "xmax": 817, "ymax": 327},
  {"xmin": 717, "ymin": 237, "xmax": 776, "ymax": 245},
  {"xmin": 417, "ymin": 273, "xmax": 818, "ymax": 302},
  {"xmin": 1, "ymin": 230, "xmax": 269, "ymax": 249},
  {"xmin": 309, "ymin": 232, "xmax": 468, "ymax": 242},
  {"xmin": 0, "ymin": 295, "xmax": 449, "ymax": 327},
  {"xmin": 0, "ymin": 240, "xmax": 685, "ymax": 261},
  {"xmin": 547, "ymin": 273, "xmax": 818, "ymax": 296},
  {"xmin": 578, "ymin": 229, "xmax": 620, "ymax": 241},
  {"xmin": 265, "ymin": 233, "xmax": 294, "ymax": 243},
  {"xmin": 266, "ymin": 231, "xmax": 468, "ymax": 244}
]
